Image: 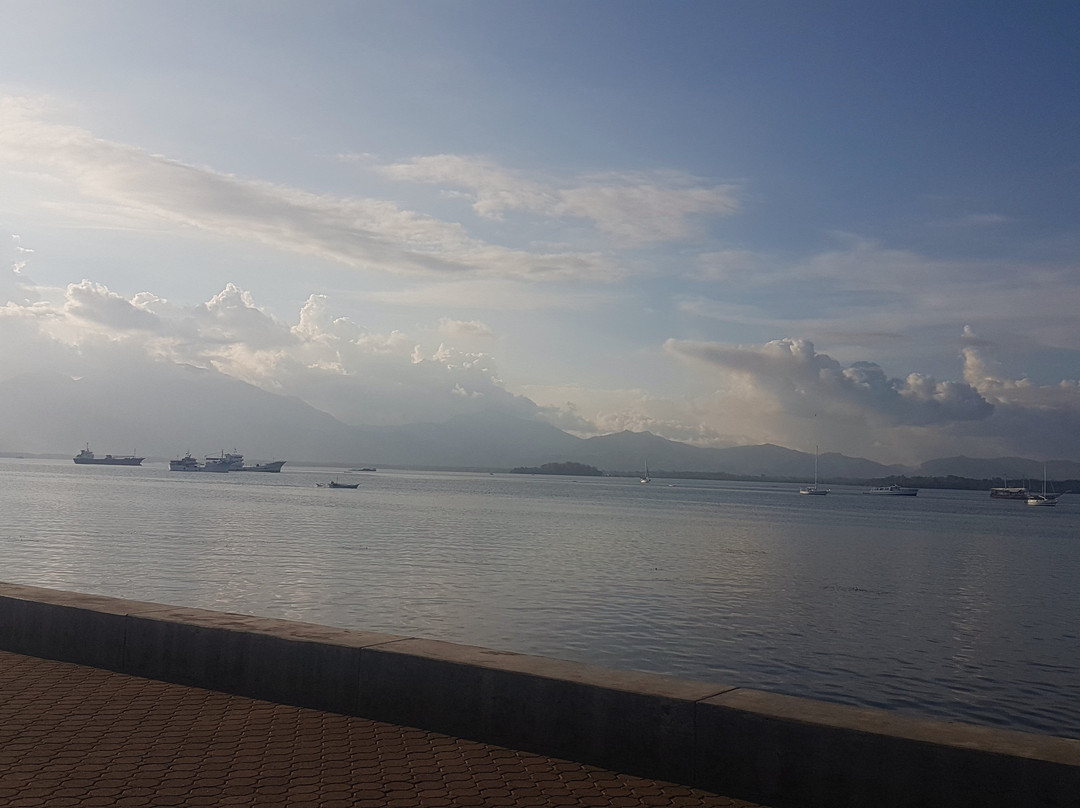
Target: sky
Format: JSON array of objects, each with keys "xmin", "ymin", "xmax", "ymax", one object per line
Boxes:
[{"xmin": 1, "ymin": 1, "xmax": 1079, "ymax": 465}]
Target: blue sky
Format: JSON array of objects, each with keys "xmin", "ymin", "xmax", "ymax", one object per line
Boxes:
[{"xmin": 1, "ymin": 1, "xmax": 1079, "ymax": 464}]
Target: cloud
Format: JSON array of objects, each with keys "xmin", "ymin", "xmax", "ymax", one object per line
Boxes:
[
  {"xmin": 437, "ymin": 318, "xmax": 494, "ymax": 339},
  {"xmin": 0, "ymin": 96, "xmax": 616, "ymax": 281},
  {"xmin": 381, "ymin": 154, "xmax": 739, "ymax": 245},
  {"xmin": 523, "ymin": 384, "xmax": 737, "ymax": 447},
  {"xmin": 65, "ymin": 280, "xmax": 162, "ymax": 331},
  {"xmin": 0, "ymin": 274, "xmax": 535, "ymax": 427},
  {"xmin": 667, "ymin": 337, "xmax": 993, "ymax": 427},
  {"xmin": 678, "ymin": 238, "xmax": 1080, "ymax": 374},
  {"xmin": 356, "ymin": 278, "xmax": 604, "ymax": 311}
]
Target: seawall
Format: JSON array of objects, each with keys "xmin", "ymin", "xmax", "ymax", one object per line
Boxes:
[{"xmin": 0, "ymin": 581, "xmax": 1076, "ymax": 807}]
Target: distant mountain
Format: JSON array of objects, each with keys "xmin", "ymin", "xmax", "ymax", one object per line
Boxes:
[
  {"xmin": 0, "ymin": 365, "xmax": 1073, "ymax": 480},
  {"xmin": 560, "ymin": 432, "xmax": 907, "ymax": 478},
  {"xmin": 917, "ymin": 455, "xmax": 1080, "ymax": 481},
  {"xmin": 0, "ymin": 366, "xmax": 359, "ymax": 461}
]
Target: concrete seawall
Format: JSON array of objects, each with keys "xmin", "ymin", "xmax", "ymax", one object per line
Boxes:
[{"xmin": 0, "ymin": 581, "xmax": 1076, "ymax": 807}]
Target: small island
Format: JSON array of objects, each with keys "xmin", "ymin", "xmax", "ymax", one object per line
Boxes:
[{"xmin": 511, "ymin": 461, "xmax": 604, "ymax": 476}]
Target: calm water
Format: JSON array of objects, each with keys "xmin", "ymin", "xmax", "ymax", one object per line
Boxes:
[{"xmin": 2, "ymin": 458, "xmax": 1078, "ymax": 739}]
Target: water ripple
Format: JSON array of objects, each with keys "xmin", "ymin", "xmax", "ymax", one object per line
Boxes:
[{"xmin": 2, "ymin": 461, "xmax": 1078, "ymax": 738}]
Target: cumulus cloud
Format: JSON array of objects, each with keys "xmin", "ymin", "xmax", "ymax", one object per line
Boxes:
[
  {"xmin": 381, "ymin": 154, "xmax": 739, "ymax": 245},
  {"xmin": 63, "ymin": 279, "xmax": 162, "ymax": 332},
  {"xmin": 0, "ymin": 96, "xmax": 616, "ymax": 281},
  {"xmin": 0, "ymin": 275, "xmax": 530, "ymax": 426},
  {"xmin": 667, "ymin": 337, "xmax": 993, "ymax": 427}
]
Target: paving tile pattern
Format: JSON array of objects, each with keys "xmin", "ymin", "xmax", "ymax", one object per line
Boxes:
[{"xmin": 0, "ymin": 651, "xmax": 769, "ymax": 807}]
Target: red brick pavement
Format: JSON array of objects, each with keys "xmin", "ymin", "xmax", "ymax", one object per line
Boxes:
[{"xmin": 0, "ymin": 650, "xmax": 769, "ymax": 807}]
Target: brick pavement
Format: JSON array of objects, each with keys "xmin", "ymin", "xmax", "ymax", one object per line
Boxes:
[{"xmin": 0, "ymin": 650, "xmax": 770, "ymax": 807}]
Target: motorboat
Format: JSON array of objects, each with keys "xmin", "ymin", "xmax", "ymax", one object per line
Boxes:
[{"xmin": 317, "ymin": 480, "xmax": 359, "ymax": 489}]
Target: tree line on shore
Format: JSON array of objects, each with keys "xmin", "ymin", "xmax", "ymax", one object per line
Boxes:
[{"xmin": 513, "ymin": 461, "xmax": 1076, "ymax": 492}]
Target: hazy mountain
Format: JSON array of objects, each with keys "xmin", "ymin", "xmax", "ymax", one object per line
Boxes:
[
  {"xmin": 0, "ymin": 366, "xmax": 1072, "ymax": 480},
  {"xmin": 0, "ymin": 367, "xmax": 358, "ymax": 461},
  {"xmin": 917, "ymin": 456, "xmax": 1080, "ymax": 481}
]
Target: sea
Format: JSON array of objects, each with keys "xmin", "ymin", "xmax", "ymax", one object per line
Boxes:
[{"xmin": 1, "ymin": 457, "xmax": 1078, "ymax": 740}]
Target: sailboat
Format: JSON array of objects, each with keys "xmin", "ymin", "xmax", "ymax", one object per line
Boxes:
[
  {"xmin": 640, "ymin": 461, "xmax": 651, "ymax": 483},
  {"xmin": 1026, "ymin": 464, "xmax": 1061, "ymax": 506},
  {"xmin": 800, "ymin": 446, "xmax": 829, "ymax": 495}
]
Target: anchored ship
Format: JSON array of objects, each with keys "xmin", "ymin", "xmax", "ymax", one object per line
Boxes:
[
  {"xmin": 236, "ymin": 460, "xmax": 286, "ymax": 472},
  {"xmin": 169, "ymin": 453, "xmax": 201, "ymax": 471},
  {"xmin": 170, "ymin": 449, "xmax": 286, "ymax": 472},
  {"xmin": 73, "ymin": 446, "xmax": 143, "ymax": 466}
]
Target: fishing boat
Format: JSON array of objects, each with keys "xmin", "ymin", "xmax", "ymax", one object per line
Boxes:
[
  {"xmin": 799, "ymin": 446, "xmax": 829, "ymax": 495},
  {"xmin": 865, "ymin": 484, "xmax": 918, "ymax": 496},
  {"xmin": 205, "ymin": 451, "xmax": 244, "ymax": 471},
  {"xmin": 169, "ymin": 453, "xmax": 201, "ymax": 471}
]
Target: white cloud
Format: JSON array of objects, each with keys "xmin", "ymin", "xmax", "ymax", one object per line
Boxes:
[
  {"xmin": 437, "ymin": 318, "xmax": 494, "ymax": 339},
  {"xmin": 381, "ymin": 154, "xmax": 739, "ymax": 245},
  {"xmin": 356, "ymin": 279, "xmax": 603, "ymax": 311},
  {"xmin": 666, "ymin": 337, "xmax": 993, "ymax": 427},
  {"xmin": 0, "ymin": 273, "xmax": 533, "ymax": 426},
  {"xmin": 524, "ymin": 384, "xmax": 737, "ymax": 447},
  {"xmin": 0, "ymin": 96, "xmax": 617, "ymax": 281}
]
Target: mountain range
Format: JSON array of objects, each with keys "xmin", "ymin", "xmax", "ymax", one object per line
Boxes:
[{"xmin": 3, "ymin": 366, "xmax": 1079, "ymax": 481}]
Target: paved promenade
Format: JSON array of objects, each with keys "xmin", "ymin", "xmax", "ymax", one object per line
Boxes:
[{"xmin": 0, "ymin": 650, "xmax": 770, "ymax": 807}]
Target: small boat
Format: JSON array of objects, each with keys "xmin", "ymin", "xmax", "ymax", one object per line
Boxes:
[
  {"xmin": 317, "ymin": 480, "xmax": 359, "ymax": 489},
  {"xmin": 865, "ymin": 484, "xmax": 918, "ymax": 496},
  {"xmin": 800, "ymin": 446, "xmax": 829, "ymax": 495},
  {"xmin": 1027, "ymin": 466, "xmax": 1060, "ymax": 506},
  {"xmin": 73, "ymin": 445, "xmax": 144, "ymax": 466},
  {"xmin": 237, "ymin": 460, "xmax": 287, "ymax": 472}
]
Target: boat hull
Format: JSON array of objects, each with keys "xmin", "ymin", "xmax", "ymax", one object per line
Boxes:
[
  {"xmin": 865, "ymin": 485, "xmax": 918, "ymax": 496},
  {"xmin": 1026, "ymin": 495, "xmax": 1058, "ymax": 506},
  {"xmin": 74, "ymin": 456, "xmax": 143, "ymax": 466},
  {"xmin": 990, "ymin": 488, "xmax": 1029, "ymax": 500},
  {"xmin": 237, "ymin": 461, "xmax": 286, "ymax": 472}
]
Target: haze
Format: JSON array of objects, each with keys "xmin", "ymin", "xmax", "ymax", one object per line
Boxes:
[{"xmin": 2, "ymin": 2, "xmax": 1079, "ymax": 465}]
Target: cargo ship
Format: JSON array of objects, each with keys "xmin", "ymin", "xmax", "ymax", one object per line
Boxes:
[{"xmin": 73, "ymin": 446, "xmax": 143, "ymax": 466}]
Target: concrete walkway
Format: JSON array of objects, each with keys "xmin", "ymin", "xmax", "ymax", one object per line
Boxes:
[{"xmin": 0, "ymin": 650, "xmax": 770, "ymax": 807}]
